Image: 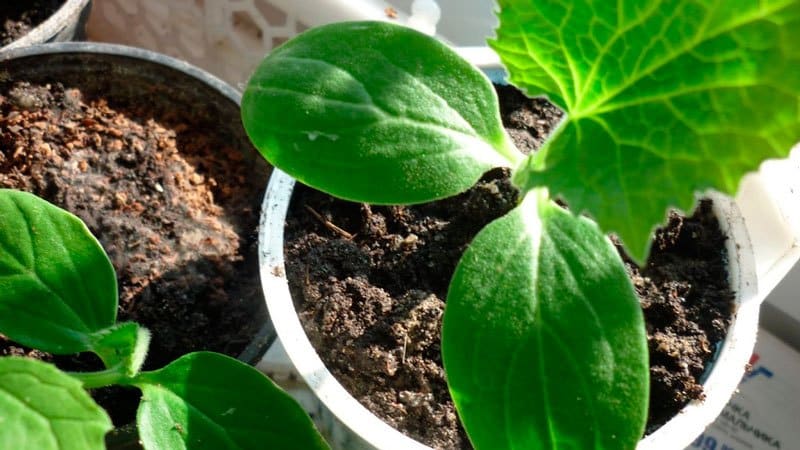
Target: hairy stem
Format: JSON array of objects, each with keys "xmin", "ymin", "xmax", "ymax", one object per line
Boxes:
[{"xmin": 66, "ymin": 367, "xmax": 135, "ymax": 389}]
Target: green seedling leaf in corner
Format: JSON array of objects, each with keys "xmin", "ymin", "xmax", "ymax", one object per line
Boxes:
[
  {"xmin": 493, "ymin": 0, "xmax": 800, "ymax": 261},
  {"xmin": 0, "ymin": 189, "xmax": 117, "ymax": 354},
  {"xmin": 443, "ymin": 193, "xmax": 648, "ymax": 449},
  {"xmin": 135, "ymin": 352, "xmax": 329, "ymax": 450},
  {"xmin": 242, "ymin": 21, "xmax": 520, "ymax": 205},
  {"xmin": 0, "ymin": 357, "xmax": 112, "ymax": 450},
  {"xmin": 0, "ymin": 191, "xmax": 327, "ymax": 449}
]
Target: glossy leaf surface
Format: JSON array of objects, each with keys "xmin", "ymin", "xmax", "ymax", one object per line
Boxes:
[
  {"xmin": 242, "ymin": 21, "xmax": 519, "ymax": 204},
  {"xmin": 493, "ymin": 0, "xmax": 800, "ymax": 260},
  {"xmin": 0, "ymin": 190, "xmax": 117, "ymax": 353},
  {"xmin": 0, "ymin": 357, "xmax": 112, "ymax": 450},
  {"xmin": 136, "ymin": 352, "xmax": 328, "ymax": 450},
  {"xmin": 443, "ymin": 194, "xmax": 648, "ymax": 449}
]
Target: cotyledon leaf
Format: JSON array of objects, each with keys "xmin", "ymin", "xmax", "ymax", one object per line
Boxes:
[
  {"xmin": 242, "ymin": 21, "xmax": 520, "ymax": 205},
  {"xmin": 492, "ymin": 0, "xmax": 800, "ymax": 261},
  {"xmin": 0, "ymin": 190, "xmax": 117, "ymax": 354},
  {"xmin": 442, "ymin": 193, "xmax": 648, "ymax": 449},
  {"xmin": 135, "ymin": 352, "xmax": 328, "ymax": 450},
  {"xmin": 0, "ymin": 357, "xmax": 112, "ymax": 450}
]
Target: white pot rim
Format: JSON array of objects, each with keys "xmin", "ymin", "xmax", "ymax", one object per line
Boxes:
[
  {"xmin": 260, "ymin": 170, "xmax": 430, "ymax": 449},
  {"xmin": 258, "ymin": 54, "xmax": 764, "ymax": 450},
  {"xmin": 3, "ymin": 0, "xmax": 91, "ymax": 50}
]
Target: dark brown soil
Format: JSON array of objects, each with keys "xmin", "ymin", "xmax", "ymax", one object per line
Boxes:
[
  {"xmin": 283, "ymin": 85, "xmax": 734, "ymax": 448},
  {"xmin": 0, "ymin": 81, "xmax": 269, "ymax": 424},
  {"xmin": 0, "ymin": 0, "xmax": 63, "ymax": 46}
]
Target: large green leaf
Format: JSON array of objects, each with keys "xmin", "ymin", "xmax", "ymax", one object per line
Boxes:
[
  {"xmin": 0, "ymin": 190, "xmax": 117, "ymax": 353},
  {"xmin": 242, "ymin": 21, "xmax": 519, "ymax": 204},
  {"xmin": 135, "ymin": 352, "xmax": 328, "ymax": 450},
  {"xmin": 493, "ymin": 0, "xmax": 800, "ymax": 260},
  {"xmin": 443, "ymin": 193, "xmax": 648, "ymax": 449},
  {"xmin": 0, "ymin": 357, "xmax": 112, "ymax": 450}
]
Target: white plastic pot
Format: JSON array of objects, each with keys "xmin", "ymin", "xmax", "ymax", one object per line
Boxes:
[
  {"xmin": 2, "ymin": 0, "xmax": 92, "ymax": 50},
  {"xmin": 259, "ymin": 166, "xmax": 761, "ymax": 450}
]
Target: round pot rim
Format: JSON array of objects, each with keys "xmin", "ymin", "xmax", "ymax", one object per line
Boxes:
[
  {"xmin": 1, "ymin": 0, "xmax": 91, "ymax": 50},
  {"xmin": 260, "ymin": 169, "xmax": 759, "ymax": 450},
  {"xmin": 258, "ymin": 60, "xmax": 763, "ymax": 449},
  {"xmin": 0, "ymin": 41, "xmax": 241, "ymax": 106},
  {"xmin": 0, "ymin": 41, "xmax": 275, "ymax": 365}
]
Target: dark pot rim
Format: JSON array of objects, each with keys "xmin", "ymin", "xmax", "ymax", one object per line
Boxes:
[{"xmin": 0, "ymin": 41, "xmax": 276, "ymax": 366}]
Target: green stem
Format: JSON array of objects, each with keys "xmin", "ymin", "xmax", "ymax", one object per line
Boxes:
[
  {"xmin": 511, "ymin": 152, "xmax": 542, "ymax": 194},
  {"xmin": 511, "ymin": 117, "xmax": 567, "ymax": 194},
  {"xmin": 67, "ymin": 367, "xmax": 135, "ymax": 389}
]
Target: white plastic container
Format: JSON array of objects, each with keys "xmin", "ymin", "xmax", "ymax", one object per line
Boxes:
[
  {"xmin": 258, "ymin": 166, "xmax": 761, "ymax": 450},
  {"xmin": 3, "ymin": 0, "xmax": 92, "ymax": 50},
  {"xmin": 683, "ymin": 329, "xmax": 800, "ymax": 450}
]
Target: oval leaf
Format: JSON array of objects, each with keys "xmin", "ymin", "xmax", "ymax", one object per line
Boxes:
[
  {"xmin": 242, "ymin": 21, "xmax": 520, "ymax": 204},
  {"xmin": 135, "ymin": 352, "xmax": 328, "ymax": 450},
  {"xmin": 0, "ymin": 357, "xmax": 112, "ymax": 450},
  {"xmin": 443, "ymin": 194, "xmax": 648, "ymax": 449},
  {"xmin": 0, "ymin": 190, "xmax": 117, "ymax": 353},
  {"xmin": 493, "ymin": 0, "xmax": 800, "ymax": 261}
]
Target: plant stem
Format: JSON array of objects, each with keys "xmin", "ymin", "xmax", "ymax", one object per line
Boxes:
[
  {"xmin": 510, "ymin": 117, "xmax": 568, "ymax": 194},
  {"xmin": 66, "ymin": 367, "xmax": 134, "ymax": 389}
]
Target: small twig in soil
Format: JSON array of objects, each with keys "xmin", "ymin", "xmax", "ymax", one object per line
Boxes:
[
  {"xmin": 401, "ymin": 333, "xmax": 408, "ymax": 365},
  {"xmin": 361, "ymin": 204, "xmax": 373, "ymax": 221},
  {"xmin": 304, "ymin": 204, "xmax": 355, "ymax": 239}
]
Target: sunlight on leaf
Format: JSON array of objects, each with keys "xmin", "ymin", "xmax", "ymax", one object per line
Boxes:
[
  {"xmin": 493, "ymin": 0, "xmax": 800, "ymax": 260},
  {"xmin": 136, "ymin": 352, "xmax": 328, "ymax": 450},
  {"xmin": 443, "ymin": 193, "xmax": 648, "ymax": 449},
  {"xmin": 0, "ymin": 358, "xmax": 111, "ymax": 450},
  {"xmin": 0, "ymin": 190, "xmax": 117, "ymax": 353},
  {"xmin": 243, "ymin": 21, "xmax": 520, "ymax": 205}
]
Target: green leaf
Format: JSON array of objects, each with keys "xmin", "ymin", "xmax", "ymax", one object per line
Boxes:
[
  {"xmin": 89, "ymin": 322, "xmax": 151, "ymax": 376},
  {"xmin": 442, "ymin": 193, "xmax": 648, "ymax": 449},
  {"xmin": 242, "ymin": 21, "xmax": 519, "ymax": 204},
  {"xmin": 0, "ymin": 190, "xmax": 117, "ymax": 353},
  {"xmin": 0, "ymin": 357, "xmax": 112, "ymax": 450},
  {"xmin": 135, "ymin": 352, "xmax": 328, "ymax": 450},
  {"xmin": 493, "ymin": 0, "xmax": 800, "ymax": 260}
]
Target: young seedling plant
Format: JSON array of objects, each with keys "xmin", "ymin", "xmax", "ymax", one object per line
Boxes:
[
  {"xmin": 241, "ymin": 1, "xmax": 800, "ymax": 448},
  {"xmin": 0, "ymin": 189, "xmax": 328, "ymax": 450}
]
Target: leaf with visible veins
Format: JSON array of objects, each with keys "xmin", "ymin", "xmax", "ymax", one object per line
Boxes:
[{"xmin": 494, "ymin": 0, "xmax": 800, "ymax": 260}]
